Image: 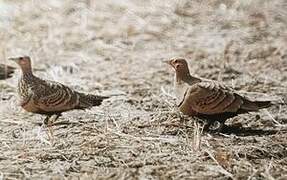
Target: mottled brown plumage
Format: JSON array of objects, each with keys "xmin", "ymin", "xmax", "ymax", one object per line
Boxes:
[
  {"xmin": 10, "ymin": 56, "xmax": 108, "ymax": 124},
  {"xmin": 0, "ymin": 64, "xmax": 15, "ymax": 80},
  {"xmin": 165, "ymin": 58, "xmax": 272, "ymax": 131}
]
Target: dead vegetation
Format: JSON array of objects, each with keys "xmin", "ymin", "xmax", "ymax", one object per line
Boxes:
[{"xmin": 0, "ymin": 0, "xmax": 286, "ymax": 179}]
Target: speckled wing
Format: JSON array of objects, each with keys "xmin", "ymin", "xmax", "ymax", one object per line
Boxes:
[
  {"xmin": 179, "ymin": 81, "xmax": 252, "ymax": 115},
  {"xmin": 31, "ymin": 80, "xmax": 80, "ymax": 112}
]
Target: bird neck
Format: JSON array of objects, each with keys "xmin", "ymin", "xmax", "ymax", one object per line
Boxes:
[
  {"xmin": 175, "ymin": 70, "xmax": 192, "ymax": 83},
  {"xmin": 20, "ymin": 63, "xmax": 33, "ymax": 77},
  {"xmin": 22, "ymin": 68, "xmax": 34, "ymax": 79}
]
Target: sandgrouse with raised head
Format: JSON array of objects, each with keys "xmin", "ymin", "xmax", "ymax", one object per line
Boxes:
[
  {"xmin": 0, "ymin": 64, "xmax": 15, "ymax": 80},
  {"xmin": 10, "ymin": 56, "xmax": 108, "ymax": 124},
  {"xmin": 165, "ymin": 58, "xmax": 272, "ymax": 130}
]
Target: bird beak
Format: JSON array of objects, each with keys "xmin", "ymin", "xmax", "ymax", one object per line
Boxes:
[
  {"xmin": 162, "ymin": 59, "xmax": 172, "ymax": 65},
  {"xmin": 8, "ymin": 57, "xmax": 18, "ymax": 62}
]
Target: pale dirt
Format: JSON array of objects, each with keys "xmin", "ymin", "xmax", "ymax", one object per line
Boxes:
[{"xmin": 0, "ymin": 0, "xmax": 287, "ymax": 179}]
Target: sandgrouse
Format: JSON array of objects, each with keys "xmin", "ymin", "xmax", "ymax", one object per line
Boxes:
[
  {"xmin": 0, "ymin": 64, "xmax": 15, "ymax": 80},
  {"xmin": 9, "ymin": 56, "xmax": 108, "ymax": 125},
  {"xmin": 165, "ymin": 58, "xmax": 272, "ymax": 131}
]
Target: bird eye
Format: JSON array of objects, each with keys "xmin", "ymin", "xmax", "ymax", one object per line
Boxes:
[
  {"xmin": 19, "ymin": 57, "xmax": 23, "ymax": 60},
  {"xmin": 174, "ymin": 59, "xmax": 178, "ymax": 63}
]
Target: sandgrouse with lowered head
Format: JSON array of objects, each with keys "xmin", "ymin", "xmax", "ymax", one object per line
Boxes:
[
  {"xmin": 9, "ymin": 56, "xmax": 108, "ymax": 124},
  {"xmin": 165, "ymin": 58, "xmax": 272, "ymax": 131},
  {"xmin": 0, "ymin": 64, "xmax": 15, "ymax": 80}
]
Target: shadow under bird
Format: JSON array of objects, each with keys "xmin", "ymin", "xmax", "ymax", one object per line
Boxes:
[
  {"xmin": 0, "ymin": 64, "xmax": 15, "ymax": 80},
  {"xmin": 165, "ymin": 58, "xmax": 272, "ymax": 131},
  {"xmin": 9, "ymin": 56, "xmax": 109, "ymax": 125}
]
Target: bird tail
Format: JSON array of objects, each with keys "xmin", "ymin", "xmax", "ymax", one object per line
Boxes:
[
  {"xmin": 0, "ymin": 65, "xmax": 15, "ymax": 79},
  {"xmin": 254, "ymin": 100, "xmax": 272, "ymax": 109},
  {"xmin": 78, "ymin": 93, "xmax": 109, "ymax": 108},
  {"xmin": 242, "ymin": 98, "xmax": 272, "ymax": 111}
]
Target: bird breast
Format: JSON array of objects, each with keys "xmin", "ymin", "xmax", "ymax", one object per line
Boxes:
[
  {"xmin": 175, "ymin": 82, "xmax": 189, "ymax": 106},
  {"xmin": 18, "ymin": 78, "xmax": 30, "ymax": 102}
]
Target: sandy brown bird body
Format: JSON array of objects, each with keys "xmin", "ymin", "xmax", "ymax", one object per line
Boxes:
[
  {"xmin": 0, "ymin": 64, "xmax": 15, "ymax": 80},
  {"xmin": 10, "ymin": 56, "xmax": 108, "ymax": 123},
  {"xmin": 166, "ymin": 58, "xmax": 272, "ymax": 130}
]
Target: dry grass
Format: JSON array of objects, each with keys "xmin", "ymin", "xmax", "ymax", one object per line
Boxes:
[{"xmin": 0, "ymin": 0, "xmax": 287, "ymax": 179}]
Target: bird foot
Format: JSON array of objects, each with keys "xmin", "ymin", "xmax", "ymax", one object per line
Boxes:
[{"xmin": 204, "ymin": 121, "xmax": 225, "ymax": 133}]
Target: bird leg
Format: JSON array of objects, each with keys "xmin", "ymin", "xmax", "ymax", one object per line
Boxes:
[
  {"xmin": 43, "ymin": 115, "xmax": 52, "ymax": 125},
  {"xmin": 46, "ymin": 114, "xmax": 65, "ymax": 142},
  {"xmin": 46, "ymin": 114, "xmax": 62, "ymax": 139},
  {"xmin": 40, "ymin": 115, "xmax": 54, "ymax": 142},
  {"xmin": 50, "ymin": 114, "xmax": 61, "ymax": 125},
  {"xmin": 42, "ymin": 114, "xmax": 62, "ymax": 126}
]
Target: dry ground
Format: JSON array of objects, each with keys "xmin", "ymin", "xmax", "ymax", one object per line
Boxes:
[{"xmin": 0, "ymin": 0, "xmax": 287, "ymax": 179}]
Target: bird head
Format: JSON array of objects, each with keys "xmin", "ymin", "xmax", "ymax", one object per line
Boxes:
[
  {"xmin": 164, "ymin": 58, "xmax": 189, "ymax": 72},
  {"xmin": 9, "ymin": 56, "xmax": 32, "ymax": 73},
  {"xmin": 164, "ymin": 58, "xmax": 192, "ymax": 82}
]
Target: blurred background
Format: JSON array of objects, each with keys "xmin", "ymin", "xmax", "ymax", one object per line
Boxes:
[
  {"xmin": 0, "ymin": 0, "xmax": 286, "ymax": 179},
  {"xmin": 1, "ymin": 0, "xmax": 286, "ymax": 88}
]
